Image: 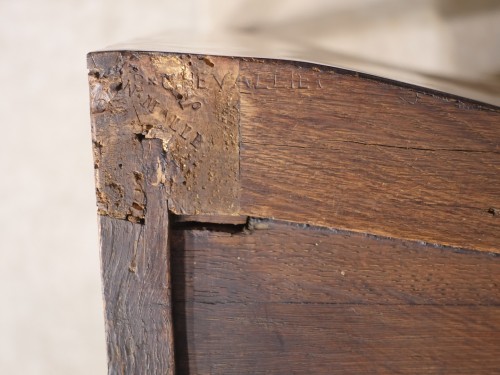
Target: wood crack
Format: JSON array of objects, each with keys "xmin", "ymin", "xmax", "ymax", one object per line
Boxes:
[
  {"xmin": 178, "ymin": 300, "xmax": 500, "ymax": 307},
  {"xmin": 244, "ymin": 139, "xmax": 500, "ymax": 154}
]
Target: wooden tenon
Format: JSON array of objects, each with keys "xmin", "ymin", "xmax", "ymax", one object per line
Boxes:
[{"xmin": 88, "ymin": 50, "xmax": 500, "ymax": 374}]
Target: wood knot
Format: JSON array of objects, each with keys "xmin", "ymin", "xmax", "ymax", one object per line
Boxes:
[{"xmin": 487, "ymin": 207, "xmax": 499, "ymax": 216}]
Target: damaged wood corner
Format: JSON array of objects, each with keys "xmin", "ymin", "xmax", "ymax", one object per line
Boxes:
[
  {"xmin": 88, "ymin": 51, "xmax": 241, "ymax": 223},
  {"xmin": 88, "ymin": 50, "xmax": 240, "ymax": 375}
]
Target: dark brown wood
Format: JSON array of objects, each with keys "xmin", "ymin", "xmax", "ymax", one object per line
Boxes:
[
  {"xmin": 88, "ymin": 49, "xmax": 500, "ymax": 374},
  {"xmin": 99, "ymin": 139, "xmax": 175, "ymax": 375},
  {"xmin": 171, "ymin": 219, "xmax": 500, "ymax": 374},
  {"xmin": 107, "ymin": 30, "xmax": 500, "ymax": 107},
  {"xmin": 88, "ymin": 51, "xmax": 242, "ymax": 374},
  {"xmin": 239, "ymin": 60, "xmax": 500, "ymax": 253},
  {"xmin": 173, "ymin": 214, "xmax": 248, "ymax": 225}
]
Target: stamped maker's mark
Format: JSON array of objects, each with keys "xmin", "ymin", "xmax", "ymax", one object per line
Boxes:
[
  {"xmin": 119, "ymin": 62, "xmax": 210, "ymax": 150},
  {"xmin": 240, "ymin": 71, "xmax": 324, "ymax": 90},
  {"xmin": 89, "ymin": 53, "xmax": 241, "ymax": 220}
]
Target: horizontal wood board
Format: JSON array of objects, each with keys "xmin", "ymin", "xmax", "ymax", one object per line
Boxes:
[
  {"xmin": 171, "ymin": 219, "xmax": 500, "ymax": 374},
  {"xmin": 238, "ymin": 59, "xmax": 500, "ymax": 252},
  {"xmin": 89, "ymin": 52, "xmax": 500, "ymax": 374}
]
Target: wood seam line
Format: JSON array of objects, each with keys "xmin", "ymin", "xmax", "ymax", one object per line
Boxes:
[
  {"xmin": 237, "ymin": 58, "xmax": 499, "ymax": 253},
  {"xmin": 172, "ymin": 215, "xmax": 500, "ymax": 257},
  {"xmin": 88, "ymin": 51, "xmax": 242, "ymax": 374},
  {"xmin": 88, "ymin": 51, "xmax": 499, "ymax": 372},
  {"xmin": 88, "ymin": 51, "xmax": 499, "ymax": 252}
]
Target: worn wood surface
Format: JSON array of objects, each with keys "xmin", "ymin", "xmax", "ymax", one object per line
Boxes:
[
  {"xmin": 89, "ymin": 51, "xmax": 500, "ymax": 253},
  {"xmin": 88, "ymin": 50, "xmax": 500, "ymax": 373},
  {"xmin": 239, "ymin": 60, "xmax": 500, "ymax": 252},
  {"xmin": 105, "ymin": 29, "xmax": 500, "ymax": 107},
  {"xmin": 99, "ymin": 139, "xmax": 175, "ymax": 375},
  {"xmin": 171, "ymin": 219, "xmax": 500, "ymax": 374},
  {"xmin": 88, "ymin": 51, "xmax": 241, "ymax": 373},
  {"xmin": 89, "ymin": 51, "xmax": 240, "ymax": 220}
]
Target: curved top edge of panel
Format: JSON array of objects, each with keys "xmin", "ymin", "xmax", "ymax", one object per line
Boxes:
[{"xmin": 89, "ymin": 30, "xmax": 499, "ymax": 108}]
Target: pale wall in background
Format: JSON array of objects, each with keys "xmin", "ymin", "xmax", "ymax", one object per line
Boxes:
[
  {"xmin": 0, "ymin": 0, "xmax": 498, "ymax": 374},
  {"xmin": 0, "ymin": 1, "xmax": 198, "ymax": 374}
]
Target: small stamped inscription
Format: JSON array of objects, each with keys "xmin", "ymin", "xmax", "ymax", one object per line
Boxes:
[
  {"xmin": 239, "ymin": 70, "xmax": 324, "ymax": 91},
  {"xmin": 89, "ymin": 52, "xmax": 240, "ymax": 220}
]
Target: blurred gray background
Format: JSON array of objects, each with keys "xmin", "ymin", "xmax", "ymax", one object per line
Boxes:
[{"xmin": 1, "ymin": 0, "xmax": 499, "ymax": 373}]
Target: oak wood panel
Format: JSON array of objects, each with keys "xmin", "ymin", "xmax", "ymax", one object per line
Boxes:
[
  {"xmin": 171, "ymin": 219, "xmax": 500, "ymax": 374},
  {"xmin": 89, "ymin": 51, "xmax": 500, "ymax": 373},
  {"xmin": 238, "ymin": 60, "xmax": 500, "ymax": 253},
  {"xmin": 106, "ymin": 29, "xmax": 500, "ymax": 107},
  {"xmin": 99, "ymin": 140, "xmax": 175, "ymax": 375},
  {"xmin": 88, "ymin": 51, "xmax": 242, "ymax": 374},
  {"xmin": 177, "ymin": 303, "xmax": 500, "ymax": 375}
]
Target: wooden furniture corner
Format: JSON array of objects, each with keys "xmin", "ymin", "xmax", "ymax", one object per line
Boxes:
[{"xmin": 88, "ymin": 49, "xmax": 500, "ymax": 374}]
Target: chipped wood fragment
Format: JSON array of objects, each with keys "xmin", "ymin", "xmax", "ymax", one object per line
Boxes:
[{"xmin": 89, "ymin": 51, "xmax": 240, "ymax": 223}]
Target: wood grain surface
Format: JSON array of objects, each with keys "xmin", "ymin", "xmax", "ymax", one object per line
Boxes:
[
  {"xmin": 171, "ymin": 219, "xmax": 500, "ymax": 374},
  {"xmin": 88, "ymin": 51, "xmax": 240, "ymax": 220},
  {"xmin": 88, "ymin": 51, "xmax": 500, "ymax": 373},
  {"xmin": 99, "ymin": 140, "xmax": 175, "ymax": 375},
  {"xmin": 239, "ymin": 59, "xmax": 500, "ymax": 253}
]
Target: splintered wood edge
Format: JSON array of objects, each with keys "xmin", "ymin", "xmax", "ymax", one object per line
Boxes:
[
  {"xmin": 88, "ymin": 51, "xmax": 240, "ymax": 223},
  {"xmin": 88, "ymin": 51, "xmax": 242, "ymax": 374}
]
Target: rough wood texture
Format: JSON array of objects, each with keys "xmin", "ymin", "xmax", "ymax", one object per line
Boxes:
[
  {"xmin": 171, "ymin": 219, "xmax": 500, "ymax": 374},
  {"xmin": 88, "ymin": 51, "xmax": 240, "ymax": 373},
  {"xmin": 239, "ymin": 60, "xmax": 500, "ymax": 252},
  {"xmin": 99, "ymin": 139, "xmax": 175, "ymax": 375},
  {"xmin": 89, "ymin": 51, "xmax": 240, "ymax": 220},
  {"xmin": 88, "ymin": 51, "xmax": 500, "ymax": 373},
  {"xmin": 89, "ymin": 52, "xmax": 499, "ymax": 250}
]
